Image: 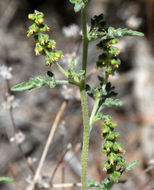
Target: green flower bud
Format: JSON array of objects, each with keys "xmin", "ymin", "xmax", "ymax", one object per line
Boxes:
[
  {"xmin": 114, "ymin": 131, "xmax": 119, "ymax": 139},
  {"xmin": 109, "ymin": 38, "xmax": 118, "ymax": 44},
  {"xmin": 47, "ymin": 40, "xmax": 56, "ymax": 49},
  {"xmin": 40, "ymin": 24, "xmax": 50, "ymax": 32},
  {"xmin": 102, "ymin": 126, "xmax": 110, "ymax": 135},
  {"xmin": 110, "ymin": 57, "xmax": 121, "ymax": 68},
  {"xmin": 27, "ymin": 24, "xmax": 39, "ymax": 37},
  {"xmin": 103, "ymin": 161, "xmax": 111, "ymax": 171},
  {"xmin": 105, "ymin": 66, "xmax": 114, "ymax": 75},
  {"xmin": 109, "ymin": 121, "xmax": 117, "ymax": 129},
  {"xmin": 106, "ymin": 131, "xmax": 119, "ymax": 140},
  {"xmin": 117, "ymin": 156, "xmax": 126, "ymax": 166},
  {"xmin": 108, "ymin": 152, "xmax": 118, "ymax": 165},
  {"xmin": 103, "ymin": 141, "xmax": 114, "ymax": 152},
  {"xmin": 45, "ymin": 51, "xmax": 64, "ymax": 66},
  {"xmin": 113, "ymin": 142, "xmax": 121, "ymax": 152},
  {"xmin": 35, "ymin": 17, "xmax": 44, "ymax": 24},
  {"xmin": 38, "ymin": 33, "xmax": 49, "ymax": 45},
  {"xmin": 34, "ymin": 43, "xmax": 44, "ymax": 55},
  {"xmin": 108, "ymin": 46, "xmax": 120, "ymax": 56},
  {"xmin": 110, "ymin": 171, "xmax": 121, "ymax": 183},
  {"xmin": 28, "ymin": 13, "xmax": 36, "ymax": 20}
]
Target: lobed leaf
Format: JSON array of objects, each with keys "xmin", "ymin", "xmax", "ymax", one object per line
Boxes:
[{"xmin": 102, "ymin": 27, "xmax": 144, "ymax": 40}]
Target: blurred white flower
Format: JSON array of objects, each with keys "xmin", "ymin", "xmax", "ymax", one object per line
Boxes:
[
  {"xmin": 10, "ymin": 131, "xmax": 25, "ymax": 144},
  {"xmin": 61, "ymin": 85, "xmax": 74, "ymax": 100},
  {"xmin": 2, "ymin": 93, "xmax": 19, "ymax": 110},
  {"xmin": 27, "ymin": 157, "xmax": 37, "ymax": 165},
  {"xmin": 63, "ymin": 52, "xmax": 79, "ymax": 65},
  {"xmin": 0, "ymin": 65, "xmax": 12, "ymax": 79},
  {"xmin": 62, "ymin": 24, "xmax": 80, "ymax": 38},
  {"xmin": 126, "ymin": 16, "xmax": 142, "ymax": 29}
]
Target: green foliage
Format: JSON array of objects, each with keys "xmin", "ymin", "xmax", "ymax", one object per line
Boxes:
[
  {"xmin": 125, "ymin": 160, "xmax": 139, "ymax": 172},
  {"xmin": 103, "ymin": 98, "xmax": 123, "ymax": 107},
  {"xmin": 0, "ymin": 177, "xmax": 13, "ymax": 183},
  {"xmin": 88, "ymin": 14, "xmax": 144, "ymax": 41},
  {"xmin": 69, "ymin": 0, "xmax": 88, "ymax": 12},
  {"xmin": 11, "ymin": 75, "xmax": 56, "ymax": 91},
  {"xmin": 102, "ymin": 27, "xmax": 144, "ymax": 40}
]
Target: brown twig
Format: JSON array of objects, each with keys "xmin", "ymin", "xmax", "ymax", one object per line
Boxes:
[
  {"xmin": 49, "ymin": 144, "xmax": 71, "ymax": 185},
  {"xmin": 27, "ymin": 101, "xmax": 67, "ymax": 190}
]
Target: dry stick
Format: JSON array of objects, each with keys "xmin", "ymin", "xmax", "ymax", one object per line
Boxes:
[
  {"xmin": 49, "ymin": 146, "xmax": 70, "ymax": 185},
  {"xmin": 51, "ymin": 182, "xmax": 81, "ymax": 188},
  {"xmin": 5, "ymin": 79, "xmax": 35, "ymax": 175},
  {"xmin": 27, "ymin": 101, "xmax": 67, "ymax": 190}
]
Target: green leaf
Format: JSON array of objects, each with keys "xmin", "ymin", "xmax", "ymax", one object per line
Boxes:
[
  {"xmin": 0, "ymin": 177, "xmax": 13, "ymax": 183},
  {"xmin": 103, "ymin": 98, "xmax": 123, "ymax": 107},
  {"xmin": 11, "ymin": 75, "xmax": 56, "ymax": 92},
  {"xmin": 102, "ymin": 27, "xmax": 144, "ymax": 40},
  {"xmin": 73, "ymin": 70, "xmax": 85, "ymax": 77},
  {"xmin": 69, "ymin": 0, "xmax": 88, "ymax": 12},
  {"xmin": 11, "ymin": 82, "xmax": 34, "ymax": 91},
  {"xmin": 125, "ymin": 160, "xmax": 139, "ymax": 172},
  {"xmin": 86, "ymin": 180, "xmax": 100, "ymax": 187}
]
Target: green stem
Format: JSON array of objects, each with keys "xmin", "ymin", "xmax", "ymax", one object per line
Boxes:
[
  {"xmin": 80, "ymin": 6, "xmax": 89, "ymax": 190},
  {"xmin": 54, "ymin": 62, "xmax": 68, "ymax": 78},
  {"xmin": 81, "ymin": 6, "xmax": 88, "ymax": 73},
  {"xmin": 89, "ymin": 74, "xmax": 109, "ymax": 128},
  {"xmin": 80, "ymin": 87, "xmax": 90, "ymax": 190},
  {"xmin": 55, "ymin": 80, "xmax": 69, "ymax": 85}
]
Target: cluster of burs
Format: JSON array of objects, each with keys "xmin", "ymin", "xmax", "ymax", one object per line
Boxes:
[
  {"xmin": 90, "ymin": 14, "xmax": 126, "ymax": 183},
  {"xmin": 91, "ymin": 15, "xmax": 121, "ymax": 75},
  {"xmin": 101, "ymin": 115, "xmax": 126, "ymax": 183},
  {"xmin": 27, "ymin": 10, "xmax": 63, "ymax": 66}
]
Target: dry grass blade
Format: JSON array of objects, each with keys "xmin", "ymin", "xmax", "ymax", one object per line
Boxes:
[{"xmin": 27, "ymin": 101, "xmax": 67, "ymax": 190}]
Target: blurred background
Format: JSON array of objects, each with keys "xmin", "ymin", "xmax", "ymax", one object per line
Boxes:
[{"xmin": 0, "ymin": 0, "xmax": 154, "ymax": 190}]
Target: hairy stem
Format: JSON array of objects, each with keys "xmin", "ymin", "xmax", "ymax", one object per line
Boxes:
[
  {"xmin": 80, "ymin": 6, "xmax": 89, "ymax": 190},
  {"xmin": 80, "ymin": 87, "xmax": 90, "ymax": 190}
]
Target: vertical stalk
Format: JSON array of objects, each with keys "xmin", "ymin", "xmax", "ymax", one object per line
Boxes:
[{"xmin": 80, "ymin": 6, "xmax": 89, "ymax": 190}]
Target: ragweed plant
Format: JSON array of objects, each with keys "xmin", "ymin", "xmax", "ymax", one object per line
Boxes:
[{"xmin": 11, "ymin": 1, "xmax": 144, "ymax": 190}]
